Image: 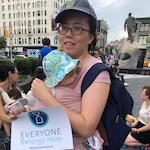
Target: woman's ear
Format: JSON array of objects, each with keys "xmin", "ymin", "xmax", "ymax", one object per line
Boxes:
[
  {"xmin": 8, "ymin": 71, "xmax": 13, "ymax": 78},
  {"xmin": 88, "ymin": 34, "xmax": 94, "ymax": 45}
]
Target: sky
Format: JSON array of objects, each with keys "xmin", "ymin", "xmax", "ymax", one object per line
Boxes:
[{"xmin": 88, "ymin": 0, "xmax": 150, "ymax": 43}]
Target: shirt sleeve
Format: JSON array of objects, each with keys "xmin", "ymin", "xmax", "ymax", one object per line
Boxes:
[{"xmin": 93, "ymin": 70, "xmax": 111, "ymax": 84}]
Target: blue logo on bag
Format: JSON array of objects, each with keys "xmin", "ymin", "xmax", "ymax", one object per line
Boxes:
[{"xmin": 28, "ymin": 111, "xmax": 48, "ymax": 127}]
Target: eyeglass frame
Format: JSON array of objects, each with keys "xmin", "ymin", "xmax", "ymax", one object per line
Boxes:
[{"xmin": 57, "ymin": 24, "xmax": 90, "ymax": 35}]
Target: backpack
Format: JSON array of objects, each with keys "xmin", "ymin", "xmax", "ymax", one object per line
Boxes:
[{"xmin": 81, "ymin": 63, "xmax": 134, "ymax": 150}]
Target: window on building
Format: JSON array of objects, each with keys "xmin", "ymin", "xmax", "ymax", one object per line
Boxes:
[
  {"xmin": 37, "ymin": 1, "xmax": 40, "ymax": 7},
  {"xmin": 3, "ymin": 22, "xmax": 6, "ymax": 27},
  {"xmin": 33, "ymin": 20, "xmax": 35, "ymax": 25},
  {"xmin": 145, "ymin": 24, "xmax": 149, "ymax": 32},
  {"xmin": 140, "ymin": 24, "xmax": 150, "ymax": 32},
  {"xmin": 27, "ymin": 3, "xmax": 30, "ymax": 8},
  {"xmin": 2, "ymin": 6, "xmax": 5, "ymax": 11},
  {"xmin": 38, "ymin": 28, "xmax": 40, "ymax": 33},
  {"xmin": 32, "ymin": 2, "xmax": 35, "ymax": 8},
  {"xmin": 45, "ymin": 19, "xmax": 47, "ymax": 24},
  {"xmin": 13, "ymin": 4, "xmax": 15, "ymax": 10},
  {"xmin": 22, "ymin": 39, "xmax": 24, "ymax": 44},
  {"xmin": 38, "ymin": 37, "xmax": 41, "ymax": 44},
  {"xmin": 17, "ymin": 12, "xmax": 20, "ymax": 18},
  {"xmin": 28, "ymin": 20, "xmax": 31, "ymax": 26},
  {"xmin": 37, "ymin": 19, "xmax": 40, "ymax": 25},
  {"xmin": 138, "ymin": 35, "xmax": 148, "ymax": 45},
  {"xmin": 33, "ymin": 29, "xmax": 36, "ymax": 33},
  {"xmin": 25, "ymin": 38, "xmax": 27, "ymax": 44},
  {"xmin": 29, "ymin": 38, "xmax": 32, "ymax": 44},
  {"xmin": 33, "ymin": 11, "xmax": 35, "ymax": 16},
  {"xmin": 41, "ymin": 1, "xmax": 43, "ymax": 7},
  {"xmin": 2, "ymin": 14, "xmax": 5, "ymax": 19},
  {"xmin": 28, "ymin": 12, "xmax": 31, "ymax": 17},
  {"xmin": 37, "ymin": 10, "xmax": 40, "ymax": 16},
  {"xmin": 34, "ymin": 38, "xmax": 36, "ymax": 44},
  {"xmin": 54, "ymin": 36, "xmax": 58, "ymax": 45},
  {"xmin": 44, "ymin": 1, "xmax": 47, "ymax": 7},
  {"xmin": 19, "ymin": 38, "xmax": 21, "ymax": 44},
  {"xmin": 45, "ymin": 28, "xmax": 47, "ymax": 33},
  {"xmin": 9, "ymin": 13, "xmax": 11, "ymax": 19},
  {"xmin": 18, "ymin": 29, "xmax": 21, "ymax": 34},
  {"xmin": 45, "ymin": 10, "xmax": 47, "ymax": 15},
  {"xmin": 9, "ymin": 22, "xmax": 12, "ymax": 27},
  {"xmin": 13, "ymin": 13, "xmax": 15, "ymax": 18},
  {"xmin": 8, "ymin": 5, "xmax": 11, "ymax": 10},
  {"xmin": 28, "ymin": 28, "xmax": 31, "ymax": 34}
]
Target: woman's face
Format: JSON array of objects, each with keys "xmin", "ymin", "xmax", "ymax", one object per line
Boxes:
[
  {"xmin": 140, "ymin": 89, "xmax": 149, "ymax": 102},
  {"xmin": 58, "ymin": 13, "xmax": 94, "ymax": 58},
  {"xmin": 9, "ymin": 68, "xmax": 19, "ymax": 85}
]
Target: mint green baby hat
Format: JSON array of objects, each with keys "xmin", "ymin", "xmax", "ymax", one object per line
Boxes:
[{"xmin": 42, "ymin": 50, "xmax": 78, "ymax": 88}]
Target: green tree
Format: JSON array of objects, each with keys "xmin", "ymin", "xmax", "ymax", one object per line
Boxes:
[{"xmin": 0, "ymin": 36, "xmax": 6, "ymax": 49}]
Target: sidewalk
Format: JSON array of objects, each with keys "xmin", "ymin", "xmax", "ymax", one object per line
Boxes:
[{"xmin": 124, "ymin": 74, "xmax": 150, "ymax": 79}]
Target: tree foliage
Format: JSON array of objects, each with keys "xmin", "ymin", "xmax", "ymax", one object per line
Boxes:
[{"xmin": 0, "ymin": 36, "xmax": 6, "ymax": 49}]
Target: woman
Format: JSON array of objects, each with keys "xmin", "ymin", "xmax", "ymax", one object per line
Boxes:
[
  {"xmin": 31, "ymin": 0, "xmax": 110, "ymax": 149},
  {"xmin": 0, "ymin": 62, "xmax": 19, "ymax": 136},
  {"xmin": 30, "ymin": 0, "xmax": 110, "ymax": 149},
  {"xmin": 125, "ymin": 86, "xmax": 150, "ymax": 146}
]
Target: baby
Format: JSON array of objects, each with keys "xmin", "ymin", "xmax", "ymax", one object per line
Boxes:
[{"xmin": 27, "ymin": 49, "xmax": 79, "ymax": 109}]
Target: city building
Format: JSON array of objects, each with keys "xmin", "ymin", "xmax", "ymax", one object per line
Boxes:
[
  {"xmin": 134, "ymin": 17, "xmax": 150, "ymax": 67},
  {"xmin": 0, "ymin": 0, "xmax": 66, "ymax": 55},
  {"xmin": 134, "ymin": 17, "xmax": 150, "ymax": 48},
  {"xmin": 96, "ymin": 19, "xmax": 108, "ymax": 48}
]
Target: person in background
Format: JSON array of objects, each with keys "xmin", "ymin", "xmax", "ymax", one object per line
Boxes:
[
  {"xmin": 93, "ymin": 51, "xmax": 103, "ymax": 63},
  {"xmin": 10, "ymin": 0, "xmax": 110, "ymax": 149},
  {"xmin": 106, "ymin": 53, "xmax": 115, "ymax": 67},
  {"xmin": 124, "ymin": 86, "xmax": 150, "ymax": 146},
  {"xmin": 39, "ymin": 37, "xmax": 52, "ymax": 59},
  {"xmin": 110, "ymin": 60, "xmax": 129, "ymax": 86},
  {"xmin": 0, "ymin": 62, "xmax": 19, "ymax": 137}
]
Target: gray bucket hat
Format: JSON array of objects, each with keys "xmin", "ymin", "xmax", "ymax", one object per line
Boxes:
[{"xmin": 55, "ymin": 0, "xmax": 97, "ymax": 23}]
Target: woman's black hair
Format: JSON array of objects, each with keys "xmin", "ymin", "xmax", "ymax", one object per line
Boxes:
[
  {"xmin": 0, "ymin": 62, "xmax": 16, "ymax": 82},
  {"xmin": 86, "ymin": 15, "xmax": 97, "ymax": 55}
]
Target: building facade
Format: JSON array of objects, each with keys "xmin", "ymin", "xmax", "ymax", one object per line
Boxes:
[
  {"xmin": 96, "ymin": 19, "xmax": 108, "ymax": 48},
  {"xmin": 134, "ymin": 17, "xmax": 150, "ymax": 67},
  {"xmin": 0, "ymin": 0, "xmax": 65, "ymax": 53},
  {"xmin": 134, "ymin": 17, "xmax": 150, "ymax": 47}
]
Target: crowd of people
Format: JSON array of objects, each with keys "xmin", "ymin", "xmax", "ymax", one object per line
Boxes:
[{"xmin": 0, "ymin": 0, "xmax": 149, "ymax": 150}]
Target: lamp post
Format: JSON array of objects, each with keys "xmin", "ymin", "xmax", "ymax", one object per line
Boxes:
[{"xmin": 9, "ymin": 27, "xmax": 13, "ymax": 62}]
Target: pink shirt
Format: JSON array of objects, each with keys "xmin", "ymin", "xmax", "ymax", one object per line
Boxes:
[{"xmin": 32, "ymin": 56, "xmax": 111, "ymax": 149}]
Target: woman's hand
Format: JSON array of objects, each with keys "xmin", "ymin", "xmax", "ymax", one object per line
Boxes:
[
  {"xmin": 31, "ymin": 78, "xmax": 52, "ymax": 104},
  {"xmin": 4, "ymin": 103, "xmax": 26, "ymax": 116},
  {"xmin": 131, "ymin": 128, "xmax": 139, "ymax": 134}
]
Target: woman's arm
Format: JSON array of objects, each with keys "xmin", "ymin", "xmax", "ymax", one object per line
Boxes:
[
  {"xmin": 31, "ymin": 78, "xmax": 110, "ymax": 138},
  {"xmin": 0, "ymin": 96, "xmax": 13, "ymax": 123}
]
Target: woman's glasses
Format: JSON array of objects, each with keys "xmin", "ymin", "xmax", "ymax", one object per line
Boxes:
[{"xmin": 57, "ymin": 24, "xmax": 90, "ymax": 35}]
